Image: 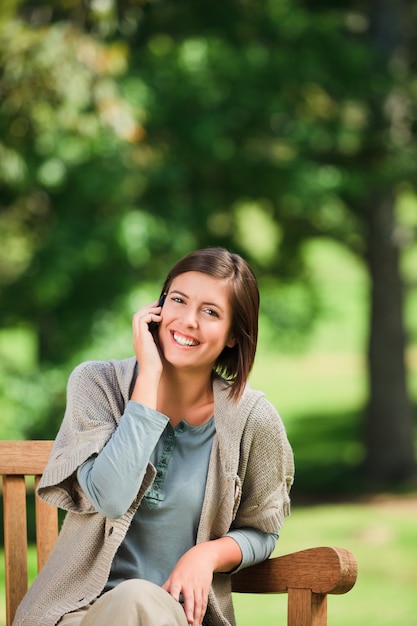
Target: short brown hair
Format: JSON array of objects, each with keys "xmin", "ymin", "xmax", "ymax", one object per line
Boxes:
[{"xmin": 160, "ymin": 247, "xmax": 259, "ymax": 401}]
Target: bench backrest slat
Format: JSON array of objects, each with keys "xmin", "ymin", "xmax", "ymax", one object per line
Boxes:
[{"xmin": 1, "ymin": 441, "xmax": 58, "ymax": 625}]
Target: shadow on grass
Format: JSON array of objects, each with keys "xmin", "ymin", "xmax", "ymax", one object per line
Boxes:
[
  {"xmin": 288, "ymin": 404, "xmax": 417, "ymax": 504},
  {"xmin": 287, "ymin": 407, "xmax": 367, "ymax": 504}
]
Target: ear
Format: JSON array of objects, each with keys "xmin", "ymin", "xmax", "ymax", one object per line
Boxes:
[{"xmin": 226, "ymin": 334, "xmax": 237, "ymax": 348}]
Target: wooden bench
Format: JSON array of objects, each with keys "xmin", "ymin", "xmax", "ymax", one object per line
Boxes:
[{"xmin": 1, "ymin": 440, "xmax": 358, "ymax": 626}]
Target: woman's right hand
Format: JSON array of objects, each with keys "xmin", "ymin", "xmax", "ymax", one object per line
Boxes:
[{"xmin": 131, "ymin": 300, "xmax": 164, "ymax": 407}]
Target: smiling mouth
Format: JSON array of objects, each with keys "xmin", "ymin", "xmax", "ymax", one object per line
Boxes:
[{"xmin": 172, "ymin": 332, "xmax": 200, "ymax": 347}]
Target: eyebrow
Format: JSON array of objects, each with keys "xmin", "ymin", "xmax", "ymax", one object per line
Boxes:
[{"xmin": 170, "ymin": 289, "xmax": 225, "ymax": 313}]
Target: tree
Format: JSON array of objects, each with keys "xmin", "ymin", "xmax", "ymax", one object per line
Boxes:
[
  {"xmin": 361, "ymin": 0, "xmax": 417, "ymax": 480},
  {"xmin": 0, "ymin": 17, "xmax": 147, "ymax": 363},
  {"xmin": 0, "ymin": 15, "xmax": 145, "ymax": 434},
  {"xmin": 1, "ymin": 0, "xmax": 416, "ymax": 483},
  {"xmin": 119, "ymin": 0, "xmax": 417, "ymax": 483}
]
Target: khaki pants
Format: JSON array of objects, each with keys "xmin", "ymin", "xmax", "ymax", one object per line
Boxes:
[{"xmin": 58, "ymin": 579, "xmax": 190, "ymax": 626}]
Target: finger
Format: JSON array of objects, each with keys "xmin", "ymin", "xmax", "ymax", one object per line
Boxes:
[
  {"xmin": 194, "ymin": 590, "xmax": 207, "ymax": 626},
  {"xmin": 133, "ymin": 301, "xmax": 162, "ymax": 319},
  {"xmin": 133, "ymin": 307, "xmax": 160, "ymax": 321},
  {"xmin": 181, "ymin": 589, "xmax": 195, "ymax": 625},
  {"xmin": 168, "ymin": 584, "xmax": 182, "ymax": 604},
  {"xmin": 132, "ymin": 310, "xmax": 161, "ymax": 329}
]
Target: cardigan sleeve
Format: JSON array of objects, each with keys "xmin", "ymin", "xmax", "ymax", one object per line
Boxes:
[
  {"xmin": 234, "ymin": 395, "xmax": 294, "ymax": 534},
  {"xmin": 37, "ymin": 359, "xmax": 153, "ymax": 513}
]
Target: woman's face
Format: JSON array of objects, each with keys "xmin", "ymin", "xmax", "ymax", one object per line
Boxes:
[{"xmin": 157, "ymin": 271, "xmax": 236, "ymax": 372}]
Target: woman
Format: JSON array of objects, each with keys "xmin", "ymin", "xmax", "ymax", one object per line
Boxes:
[{"xmin": 14, "ymin": 247, "xmax": 294, "ymax": 626}]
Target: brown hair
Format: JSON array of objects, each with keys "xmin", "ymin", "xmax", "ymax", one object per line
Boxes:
[{"xmin": 160, "ymin": 247, "xmax": 259, "ymax": 401}]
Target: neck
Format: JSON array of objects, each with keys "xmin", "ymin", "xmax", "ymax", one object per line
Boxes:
[{"xmin": 157, "ymin": 366, "xmax": 214, "ymax": 427}]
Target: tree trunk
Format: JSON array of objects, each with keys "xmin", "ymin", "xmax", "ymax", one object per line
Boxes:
[
  {"xmin": 361, "ymin": 0, "xmax": 417, "ymax": 484},
  {"xmin": 364, "ymin": 192, "xmax": 416, "ymax": 482}
]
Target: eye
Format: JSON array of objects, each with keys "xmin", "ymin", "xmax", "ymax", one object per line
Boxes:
[
  {"xmin": 171, "ymin": 296, "xmax": 185, "ymax": 304},
  {"xmin": 203, "ymin": 308, "xmax": 219, "ymax": 318}
]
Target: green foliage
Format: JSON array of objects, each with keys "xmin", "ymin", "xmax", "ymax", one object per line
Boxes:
[
  {"xmin": 1, "ymin": 0, "xmax": 416, "ymax": 345},
  {"xmin": 0, "ymin": 20, "xmax": 134, "ymax": 360}
]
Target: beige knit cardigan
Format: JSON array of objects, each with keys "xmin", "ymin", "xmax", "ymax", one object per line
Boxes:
[{"xmin": 13, "ymin": 357, "xmax": 294, "ymax": 626}]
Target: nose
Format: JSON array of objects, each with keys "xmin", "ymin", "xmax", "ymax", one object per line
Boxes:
[{"xmin": 182, "ymin": 306, "xmax": 198, "ymax": 328}]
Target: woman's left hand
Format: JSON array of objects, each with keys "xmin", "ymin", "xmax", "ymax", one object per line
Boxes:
[
  {"xmin": 162, "ymin": 538, "xmax": 242, "ymax": 626},
  {"xmin": 162, "ymin": 543, "xmax": 212, "ymax": 626}
]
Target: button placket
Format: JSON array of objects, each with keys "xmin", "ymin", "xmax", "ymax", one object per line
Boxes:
[{"xmin": 144, "ymin": 424, "xmax": 177, "ymax": 508}]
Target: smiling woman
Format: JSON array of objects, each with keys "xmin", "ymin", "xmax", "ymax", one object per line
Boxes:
[
  {"xmin": 13, "ymin": 248, "xmax": 294, "ymax": 626},
  {"xmin": 158, "ymin": 248, "xmax": 260, "ymax": 401},
  {"xmin": 155, "ymin": 271, "xmax": 237, "ymax": 404}
]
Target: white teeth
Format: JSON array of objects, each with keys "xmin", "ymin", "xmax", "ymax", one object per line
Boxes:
[{"xmin": 173, "ymin": 333, "xmax": 198, "ymax": 346}]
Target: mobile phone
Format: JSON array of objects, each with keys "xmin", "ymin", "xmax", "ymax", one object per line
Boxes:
[{"xmin": 148, "ymin": 293, "xmax": 166, "ymax": 331}]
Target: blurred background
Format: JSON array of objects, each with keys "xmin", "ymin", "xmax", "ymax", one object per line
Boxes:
[{"xmin": 0, "ymin": 0, "xmax": 416, "ymax": 624}]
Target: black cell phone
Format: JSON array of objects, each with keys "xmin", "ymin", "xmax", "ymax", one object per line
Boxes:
[{"xmin": 148, "ymin": 293, "xmax": 166, "ymax": 331}]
